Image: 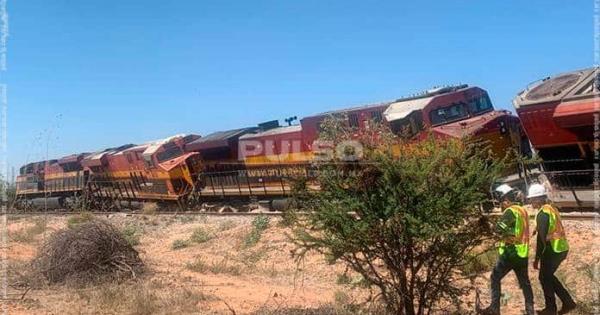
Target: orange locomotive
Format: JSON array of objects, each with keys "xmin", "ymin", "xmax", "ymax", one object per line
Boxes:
[
  {"xmin": 16, "ymin": 135, "xmax": 203, "ymax": 210},
  {"xmin": 16, "ymin": 84, "xmax": 528, "ymax": 210}
]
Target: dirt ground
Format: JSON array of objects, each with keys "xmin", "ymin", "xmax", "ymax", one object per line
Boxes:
[{"xmin": 1, "ymin": 214, "xmax": 598, "ymax": 315}]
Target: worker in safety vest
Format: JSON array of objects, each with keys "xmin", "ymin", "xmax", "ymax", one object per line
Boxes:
[
  {"xmin": 528, "ymin": 184, "xmax": 577, "ymax": 315},
  {"xmin": 480, "ymin": 184, "xmax": 534, "ymax": 315}
]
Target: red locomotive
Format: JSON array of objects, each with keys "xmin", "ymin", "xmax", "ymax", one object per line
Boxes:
[
  {"xmin": 513, "ymin": 67, "xmax": 598, "ymax": 209},
  {"xmin": 16, "ymin": 84, "xmax": 528, "ymax": 211}
]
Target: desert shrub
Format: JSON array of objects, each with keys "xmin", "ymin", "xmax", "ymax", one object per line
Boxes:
[
  {"xmin": 32, "ymin": 220, "xmax": 143, "ymax": 284},
  {"xmin": 186, "ymin": 256, "xmax": 208, "ymax": 273},
  {"xmin": 190, "ymin": 226, "xmax": 212, "ymax": 243},
  {"xmin": 121, "ymin": 224, "xmax": 142, "ymax": 246},
  {"xmin": 334, "ymin": 290, "xmax": 351, "ymax": 306},
  {"xmin": 350, "ymin": 275, "xmax": 372, "ymax": 289},
  {"xmin": 280, "ymin": 208, "xmax": 299, "ymax": 227},
  {"xmin": 186, "ymin": 256, "xmax": 242, "ymax": 276},
  {"xmin": 208, "ymin": 258, "xmax": 242, "ymax": 276},
  {"xmin": 291, "ymin": 118, "xmax": 502, "ymax": 315},
  {"xmin": 336, "ymin": 273, "xmax": 352, "ymax": 285},
  {"xmin": 460, "ymin": 248, "xmax": 498, "ymax": 277},
  {"xmin": 171, "ymin": 239, "xmax": 190, "ymax": 250},
  {"xmin": 178, "ymin": 215, "xmax": 195, "ymax": 224},
  {"xmin": 10, "ymin": 217, "xmax": 47, "ymax": 243},
  {"xmin": 240, "ymin": 247, "xmax": 268, "ymax": 268},
  {"xmin": 67, "ymin": 211, "xmax": 94, "ymax": 229},
  {"xmin": 243, "ymin": 215, "xmax": 270, "ymax": 248},
  {"xmin": 141, "ymin": 202, "xmax": 158, "ymax": 215},
  {"xmin": 219, "ymin": 219, "xmax": 237, "ymax": 231}
]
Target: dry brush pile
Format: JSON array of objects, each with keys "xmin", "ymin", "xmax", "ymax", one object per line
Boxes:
[{"xmin": 32, "ymin": 219, "xmax": 144, "ymax": 284}]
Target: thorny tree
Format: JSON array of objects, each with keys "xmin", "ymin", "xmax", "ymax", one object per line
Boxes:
[{"xmin": 291, "ymin": 117, "xmax": 505, "ymax": 315}]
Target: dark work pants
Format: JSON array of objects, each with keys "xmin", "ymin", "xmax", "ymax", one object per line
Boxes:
[
  {"xmin": 490, "ymin": 256, "xmax": 534, "ymax": 314},
  {"xmin": 539, "ymin": 251, "xmax": 575, "ymax": 311}
]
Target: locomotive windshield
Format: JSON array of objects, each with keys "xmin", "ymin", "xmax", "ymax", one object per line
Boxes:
[
  {"xmin": 467, "ymin": 95, "xmax": 493, "ymax": 115},
  {"xmin": 156, "ymin": 143, "xmax": 184, "ymax": 163},
  {"xmin": 430, "ymin": 95, "xmax": 493, "ymax": 126},
  {"xmin": 430, "ymin": 103, "xmax": 468, "ymax": 125}
]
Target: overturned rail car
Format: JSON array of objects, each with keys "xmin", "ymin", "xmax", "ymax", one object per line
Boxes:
[{"xmin": 513, "ymin": 67, "xmax": 598, "ymax": 209}]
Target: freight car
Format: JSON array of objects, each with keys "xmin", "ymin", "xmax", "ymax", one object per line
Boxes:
[
  {"xmin": 15, "ymin": 84, "xmax": 528, "ymax": 211},
  {"xmin": 513, "ymin": 67, "xmax": 598, "ymax": 209}
]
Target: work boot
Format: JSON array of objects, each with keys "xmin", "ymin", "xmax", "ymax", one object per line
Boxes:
[
  {"xmin": 525, "ymin": 303, "xmax": 535, "ymax": 315},
  {"xmin": 558, "ymin": 301, "xmax": 577, "ymax": 314},
  {"xmin": 525, "ymin": 306, "xmax": 535, "ymax": 315},
  {"xmin": 537, "ymin": 309, "xmax": 557, "ymax": 315},
  {"xmin": 479, "ymin": 307, "xmax": 500, "ymax": 315}
]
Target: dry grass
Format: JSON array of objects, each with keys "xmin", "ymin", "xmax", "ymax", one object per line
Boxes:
[
  {"xmin": 121, "ymin": 224, "xmax": 143, "ymax": 246},
  {"xmin": 243, "ymin": 215, "xmax": 270, "ymax": 248},
  {"xmin": 460, "ymin": 248, "xmax": 497, "ymax": 278},
  {"xmin": 252, "ymin": 290, "xmax": 383, "ymax": 315},
  {"xmin": 9, "ymin": 217, "xmax": 47, "ymax": 243},
  {"xmin": 5, "ymin": 216, "xmax": 597, "ymax": 315},
  {"xmin": 75, "ymin": 280, "xmax": 211, "ymax": 315},
  {"xmin": 66, "ymin": 211, "xmax": 94, "ymax": 229},
  {"xmin": 218, "ymin": 219, "xmax": 237, "ymax": 231},
  {"xmin": 239, "ymin": 247, "xmax": 269, "ymax": 268},
  {"xmin": 171, "ymin": 239, "xmax": 190, "ymax": 250},
  {"xmin": 185, "ymin": 256, "xmax": 209, "ymax": 273},
  {"xmin": 141, "ymin": 202, "xmax": 158, "ymax": 215},
  {"xmin": 186, "ymin": 256, "xmax": 243, "ymax": 276},
  {"xmin": 189, "ymin": 226, "xmax": 212, "ymax": 244}
]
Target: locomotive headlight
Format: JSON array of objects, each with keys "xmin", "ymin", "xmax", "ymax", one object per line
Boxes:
[{"xmin": 499, "ymin": 121, "xmax": 507, "ymax": 134}]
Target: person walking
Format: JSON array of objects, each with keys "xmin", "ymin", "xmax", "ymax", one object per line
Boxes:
[
  {"xmin": 528, "ymin": 183, "xmax": 577, "ymax": 315},
  {"xmin": 480, "ymin": 184, "xmax": 534, "ymax": 315}
]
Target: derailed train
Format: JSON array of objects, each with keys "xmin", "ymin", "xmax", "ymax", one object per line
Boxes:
[
  {"xmin": 16, "ymin": 84, "xmax": 531, "ymax": 211},
  {"xmin": 514, "ymin": 67, "xmax": 599, "ymax": 209}
]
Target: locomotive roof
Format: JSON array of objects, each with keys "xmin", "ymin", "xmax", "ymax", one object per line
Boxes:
[
  {"xmin": 307, "ymin": 101, "xmax": 393, "ymax": 118},
  {"xmin": 191, "ymin": 128, "xmax": 255, "ymax": 144},
  {"xmin": 306, "ymin": 84, "xmax": 470, "ymax": 120},
  {"xmin": 186, "ymin": 127, "xmax": 257, "ymax": 151},
  {"xmin": 384, "ymin": 95, "xmax": 435, "ymax": 122},
  {"xmin": 143, "ymin": 134, "xmax": 187, "ymax": 155},
  {"xmin": 384, "ymin": 85, "xmax": 473, "ymax": 122},
  {"xmin": 239, "ymin": 125, "xmax": 302, "ymax": 139},
  {"xmin": 513, "ymin": 67, "xmax": 599, "ymax": 108}
]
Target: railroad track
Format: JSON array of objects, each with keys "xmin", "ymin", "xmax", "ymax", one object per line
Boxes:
[{"xmin": 5, "ymin": 210, "xmax": 600, "ymax": 220}]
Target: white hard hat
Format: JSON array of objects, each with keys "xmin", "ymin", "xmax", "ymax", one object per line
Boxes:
[
  {"xmin": 495, "ymin": 184, "xmax": 514, "ymax": 197},
  {"xmin": 527, "ymin": 183, "xmax": 547, "ymax": 199}
]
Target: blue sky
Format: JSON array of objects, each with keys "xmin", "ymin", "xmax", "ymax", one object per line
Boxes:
[{"xmin": 6, "ymin": 0, "xmax": 592, "ymax": 173}]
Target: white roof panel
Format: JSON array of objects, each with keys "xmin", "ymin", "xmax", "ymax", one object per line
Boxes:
[
  {"xmin": 383, "ymin": 96, "xmax": 434, "ymax": 122},
  {"xmin": 239, "ymin": 125, "xmax": 302, "ymax": 139}
]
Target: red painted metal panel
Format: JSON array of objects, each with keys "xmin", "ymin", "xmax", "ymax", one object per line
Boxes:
[
  {"xmin": 516, "ymin": 102, "xmax": 579, "ymax": 148},
  {"xmin": 553, "ymin": 100, "xmax": 600, "ymax": 128}
]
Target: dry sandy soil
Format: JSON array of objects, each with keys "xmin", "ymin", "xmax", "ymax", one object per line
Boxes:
[{"xmin": 1, "ymin": 213, "xmax": 598, "ymax": 315}]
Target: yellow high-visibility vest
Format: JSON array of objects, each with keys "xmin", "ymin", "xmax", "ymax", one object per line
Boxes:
[
  {"xmin": 498, "ymin": 205, "xmax": 530, "ymax": 258},
  {"xmin": 537, "ymin": 204, "xmax": 569, "ymax": 254}
]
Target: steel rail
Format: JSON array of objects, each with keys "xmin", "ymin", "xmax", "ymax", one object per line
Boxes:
[{"xmin": 5, "ymin": 210, "xmax": 599, "ymax": 220}]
